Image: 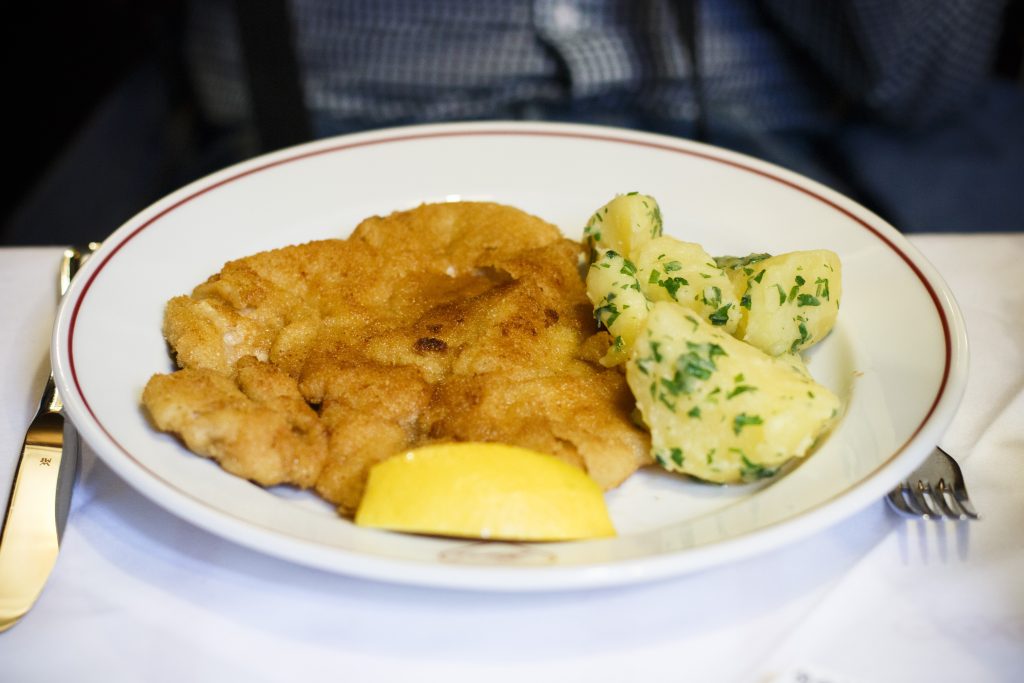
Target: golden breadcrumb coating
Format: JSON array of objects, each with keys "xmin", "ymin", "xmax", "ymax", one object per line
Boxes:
[
  {"xmin": 143, "ymin": 202, "xmax": 650, "ymax": 516},
  {"xmin": 142, "ymin": 357, "xmax": 328, "ymax": 487}
]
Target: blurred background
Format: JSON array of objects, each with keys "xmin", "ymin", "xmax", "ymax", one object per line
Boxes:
[{"xmin": 3, "ymin": 0, "xmax": 1023, "ymax": 246}]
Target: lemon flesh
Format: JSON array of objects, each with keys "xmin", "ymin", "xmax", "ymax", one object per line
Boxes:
[{"xmin": 354, "ymin": 443, "xmax": 616, "ymax": 541}]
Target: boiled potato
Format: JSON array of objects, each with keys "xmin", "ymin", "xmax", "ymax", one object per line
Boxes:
[
  {"xmin": 586, "ymin": 248, "xmax": 652, "ymax": 367},
  {"xmin": 776, "ymin": 351, "xmax": 814, "ymax": 379},
  {"xmin": 720, "ymin": 250, "xmax": 841, "ymax": 356},
  {"xmin": 634, "ymin": 236, "xmax": 741, "ymax": 334},
  {"xmin": 626, "ymin": 302, "xmax": 840, "ymax": 483},
  {"xmin": 583, "ymin": 193, "xmax": 662, "ymax": 258}
]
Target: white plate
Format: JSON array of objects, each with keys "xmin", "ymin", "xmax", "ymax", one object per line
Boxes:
[{"xmin": 52, "ymin": 122, "xmax": 967, "ymax": 591}]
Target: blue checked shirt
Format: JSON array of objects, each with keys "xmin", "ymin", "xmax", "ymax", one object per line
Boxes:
[{"xmin": 185, "ymin": 0, "xmax": 1007, "ymax": 139}]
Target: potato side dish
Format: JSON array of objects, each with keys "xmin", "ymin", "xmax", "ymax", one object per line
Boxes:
[{"xmin": 585, "ymin": 194, "xmax": 842, "ymax": 483}]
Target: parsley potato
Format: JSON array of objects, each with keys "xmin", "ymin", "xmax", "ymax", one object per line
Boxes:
[
  {"xmin": 626, "ymin": 302, "xmax": 840, "ymax": 483},
  {"xmin": 633, "ymin": 236, "xmax": 742, "ymax": 334},
  {"xmin": 586, "ymin": 248, "xmax": 652, "ymax": 367},
  {"xmin": 583, "ymin": 193, "xmax": 663, "ymax": 257},
  {"xmin": 720, "ymin": 250, "xmax": 842, "ymax": 356}
]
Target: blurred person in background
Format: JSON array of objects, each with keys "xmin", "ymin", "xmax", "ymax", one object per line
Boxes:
[{"xmin": 3, "ymin": 0, "xmax": 1022, "ymax": 245}]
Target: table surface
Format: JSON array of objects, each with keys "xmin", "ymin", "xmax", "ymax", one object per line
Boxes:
[{"xmin": 1, "ymin": 234, "xmax": 1022, "ymax": 683}]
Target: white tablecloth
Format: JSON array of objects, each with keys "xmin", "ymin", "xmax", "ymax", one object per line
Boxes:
[{"xmin": 1, "ymin": 235, "xmax": 1022, "ymax": 682}]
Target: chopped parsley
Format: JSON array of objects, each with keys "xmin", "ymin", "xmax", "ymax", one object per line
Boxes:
[
  {"xmin": 683, "ymin": 341, "xmax": 726, "ymax": 373},
  {"xmin": 740, "ymin": 454, "xmax": 778, "ymax": 481},
  {"xmin": 733, "ymin": 412, "xmax": 763, "ymax": 435},
  {"xmin": 657, "ymin": 342, "xmax": 727, "ymax": 401},
  {"xmin": 715, "ymin": 253, "xmax": 771, "ymax": 270},
  {"xmin": 649, "ymin": 203, "xmax": 663, "ymax": 236},
  {"xmin": 583, "ymin": 212, "xmax": 604, "ymax": 243},
  {"xmin": 709, "ymin": 304, "xmax": 732, "ymax": 326},
  {"xmin": 636, "ymin": 346, "xmax": 663, "ymax": 388},
  {"xmin": 727, "ymin": 384, "xmax": 757, "ymax": 399},
  {"xmin": 815, "ymin": 277, "xmax": 830, "ymax": 300},
  {"xmin": 658, "ymin": 276, "xmax": 689, "ymax": 299},
  {"xmin": 774, "ymin": 284, "xmax": 787, "ymax": 306},
  {"xmin": 790, "ymin": 319, "xmax": 811, "ymax": 351},
  {"xmin": 658, "ymin": 392, "xmax": 677, "ymax": 411},
  {"xmin": 669, "ymin": 448, "xmax": 684, "ymax": 467},
  {"xmin": 593, "ymin": 292, "xmax": 620, "ymax": 327}
]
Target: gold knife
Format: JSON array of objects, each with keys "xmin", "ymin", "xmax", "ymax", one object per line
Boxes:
[{"xmin": 0, "ymin": 244, "xmax": 94, "ymax": 632}]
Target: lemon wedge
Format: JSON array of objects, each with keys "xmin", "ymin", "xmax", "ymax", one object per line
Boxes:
[{"xmin": 354, "ymin": 443, "xmax": 616, "ymax": 541}]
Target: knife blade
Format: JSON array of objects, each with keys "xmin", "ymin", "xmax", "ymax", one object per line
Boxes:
[{"xmin": 0, "ymin": 245, "xmax": 90, "ymax": 632}]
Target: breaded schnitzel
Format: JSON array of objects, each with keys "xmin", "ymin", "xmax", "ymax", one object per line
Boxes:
[{"xmin": 142, "ymin": 202, "xmax": 650, "ymax": 516}]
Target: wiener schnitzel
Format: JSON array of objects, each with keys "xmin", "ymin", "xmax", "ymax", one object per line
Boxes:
[{"xmin": 142, "ymin": 202, "xmax": 650, "ymax": 516}]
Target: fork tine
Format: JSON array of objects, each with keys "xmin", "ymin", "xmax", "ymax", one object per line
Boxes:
[
  {"xmin": 887, "ymin": 447, "xmax": 980, "ymax": 521},
  {"xmin": 950, "ymin": 485, "xmax": 980, "ymax": 520},
  {"xmin": 908, "ymin": 481, "xmax": 943, "ymax": 518},
  {"xmin": 936, "ymin": 448, "xmax": 981, "ymax": 520},
  {"xmin": 886, "ymin": 486, "xmax": 916, "ymax": 516},
  {"xmin": 930, "ymin": 480, "xmax": 966, "ymax": 520},
  {"xmin": 895, "ymin": 481, "xmax": 931, "ymax": 518}
]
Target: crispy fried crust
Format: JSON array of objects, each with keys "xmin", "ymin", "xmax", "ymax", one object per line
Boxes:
[
  {"xmin": 143, "ymin": 202, "xmax": 650, "ymax": 516},
  {"xmin": 142, "ymin": 357, "xmax": 328, "ymax": 487}
]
